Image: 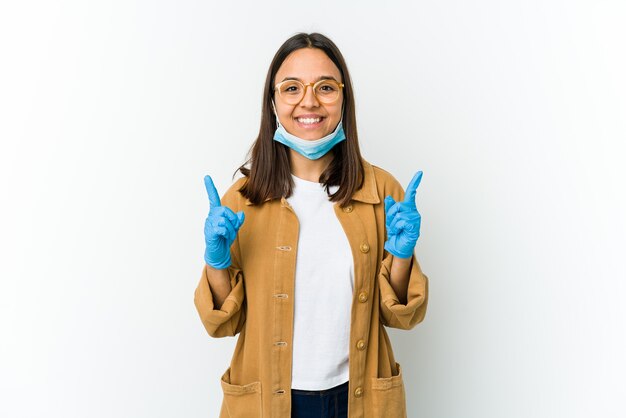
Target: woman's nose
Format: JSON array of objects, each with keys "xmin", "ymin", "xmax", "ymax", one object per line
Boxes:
[{"xmin": 299, "ymin": 85, "xmax": 320, "ymax": 108}]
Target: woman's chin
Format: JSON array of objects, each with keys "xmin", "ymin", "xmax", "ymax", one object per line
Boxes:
[{"xmin": 291, "ymin": 127, "xmax": 330, "ymax": 140}]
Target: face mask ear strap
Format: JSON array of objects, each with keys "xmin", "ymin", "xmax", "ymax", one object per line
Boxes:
[{"xmin": 271, "ymin": 99, "xmax": 281, "ymax": 126}]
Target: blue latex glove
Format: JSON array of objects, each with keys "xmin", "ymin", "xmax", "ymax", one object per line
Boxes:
[
  {"xmin": 383, "ymin": 171, "xmax": 423, "ymax": 259},
  {"xmin": 203, "ymin": 175, "xmax": 245, "ymax": 269}
]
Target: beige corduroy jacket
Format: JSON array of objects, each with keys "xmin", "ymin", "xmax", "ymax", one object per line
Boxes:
[{"xmin": 194, "ymin": 158, "xmax": 429, "ymax": 418}]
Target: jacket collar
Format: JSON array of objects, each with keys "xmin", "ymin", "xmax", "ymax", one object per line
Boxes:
[
  {"xmin": 350, "ymin": 159, "xmax": 380, "ymax": 204},
  {"xmin": 244, "ymin": 158, "xmax": 380, "ymax": 206}
]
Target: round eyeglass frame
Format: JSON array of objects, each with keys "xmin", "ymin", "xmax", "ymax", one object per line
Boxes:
[{"xmin": 274, "ymin": 79, "xmax": 345, "ymax": 105}]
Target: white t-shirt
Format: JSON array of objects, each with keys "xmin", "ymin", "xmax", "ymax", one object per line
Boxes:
[{"xmin": 287, "ymin": 173, "xmax": 355, "ymax": 390}]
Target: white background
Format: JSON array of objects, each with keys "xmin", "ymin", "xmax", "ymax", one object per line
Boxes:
[{"xmin": 1, "ymin": 1, "xmax": 625, "ymax": 417}]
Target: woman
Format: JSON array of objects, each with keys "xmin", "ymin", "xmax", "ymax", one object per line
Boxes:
[{"xmin": 194, "ymin": 32, "xmax": 429, "ymax": 418}]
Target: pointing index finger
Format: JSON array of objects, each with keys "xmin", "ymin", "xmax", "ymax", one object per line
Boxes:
[
  {"xmin": 403, "ymin": 171, "xmax": 423, "ymax": 207},
  {"xmin": 204, "ymin": 175, "xmax": 221, "ymax": 208}
]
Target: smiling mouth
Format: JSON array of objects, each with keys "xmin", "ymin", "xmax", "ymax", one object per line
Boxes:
[{"xmin": 294, "ymin": 116, "xmax": 325, "ymax": 128}]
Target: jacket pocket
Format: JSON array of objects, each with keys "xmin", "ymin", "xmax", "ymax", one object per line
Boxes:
[
  {"xmin": 220, "ymin": 366, "xmax": 263, "ymax": 418},
  {"xmin": 369, "ymin": 362, "xmax": 407, "ymax": 418}
]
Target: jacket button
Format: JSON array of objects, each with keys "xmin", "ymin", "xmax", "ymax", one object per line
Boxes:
[
  {"xmin": 354, "ymin": 387, "xmax": 363, "ymax": 397},
  {"xmin": 356, "ymin": 339, "xmax": 366, "ymax": 350},
  {"xmin": 358, "ymin": 291, "xmax": 368, "ymax": 303},
  {"xmin": 343, "ymin": 205, "xmax": 353, "ymax": 213},
  {"xmin": 359, "ymin": 243, "xmax": 370, "ymax": 253}
]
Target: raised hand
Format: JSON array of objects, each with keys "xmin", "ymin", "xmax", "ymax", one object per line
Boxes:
[
  {"xmin": 383, "ymin": 171, "xmax": 423, "ymax": 259},
  {"xmin": 203, "ymin": 175, "xmax": 245, "ymax": 269}
]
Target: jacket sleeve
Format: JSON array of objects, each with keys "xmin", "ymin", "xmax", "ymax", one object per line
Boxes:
[
  {"xmin": 193, "ymin": 181, "xmax": 247, "ymax": 338},
  {"xmin": 377, "ymin": 171, "xmax": 429, "ymax": 330},
  {"xmin": 378, "ymin": 252, "xmax": 429, "ymax": 330}
]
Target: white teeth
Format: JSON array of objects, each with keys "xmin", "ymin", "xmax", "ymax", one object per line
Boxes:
[{"xmin": 296, "ymin": 117, "xmax": 322, "ymax": 124}]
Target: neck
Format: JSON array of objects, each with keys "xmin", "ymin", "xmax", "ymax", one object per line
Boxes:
[{"xmin": 289, "ymin": 149, "xmax": 334, "ymax": 183}]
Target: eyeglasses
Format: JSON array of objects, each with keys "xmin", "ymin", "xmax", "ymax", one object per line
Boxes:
[{"xmin": 274, "ymin": 78, "xmax": 345, "ymax": 105}]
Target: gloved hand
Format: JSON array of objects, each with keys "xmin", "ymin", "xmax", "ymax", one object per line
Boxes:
[
  {"xmin": 383, "ymin": 171, "xmax": 423, "ymax": 259},
  {"xmin": 203, "ymin": 175, "xmax": 245, "ymax": 269}
]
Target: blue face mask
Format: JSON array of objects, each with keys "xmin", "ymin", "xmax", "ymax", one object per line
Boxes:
[{"xmin": 271, "ymin": 100, "xmax": 346, "ymax": 160}]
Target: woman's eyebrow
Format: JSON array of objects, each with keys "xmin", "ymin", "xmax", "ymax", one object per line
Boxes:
[{"xmin": 280, "ymin": 75, "xmax": 338, "ymax": 82}]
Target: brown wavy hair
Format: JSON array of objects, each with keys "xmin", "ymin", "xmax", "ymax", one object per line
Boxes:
[{"xmin": 234, "ymin": 32, "xmax": 364, "ymax": 208}]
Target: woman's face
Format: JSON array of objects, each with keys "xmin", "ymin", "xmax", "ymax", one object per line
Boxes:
[{"xmin": 273, "ymin": 48, "xmax": 344, "ymax": 140}]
